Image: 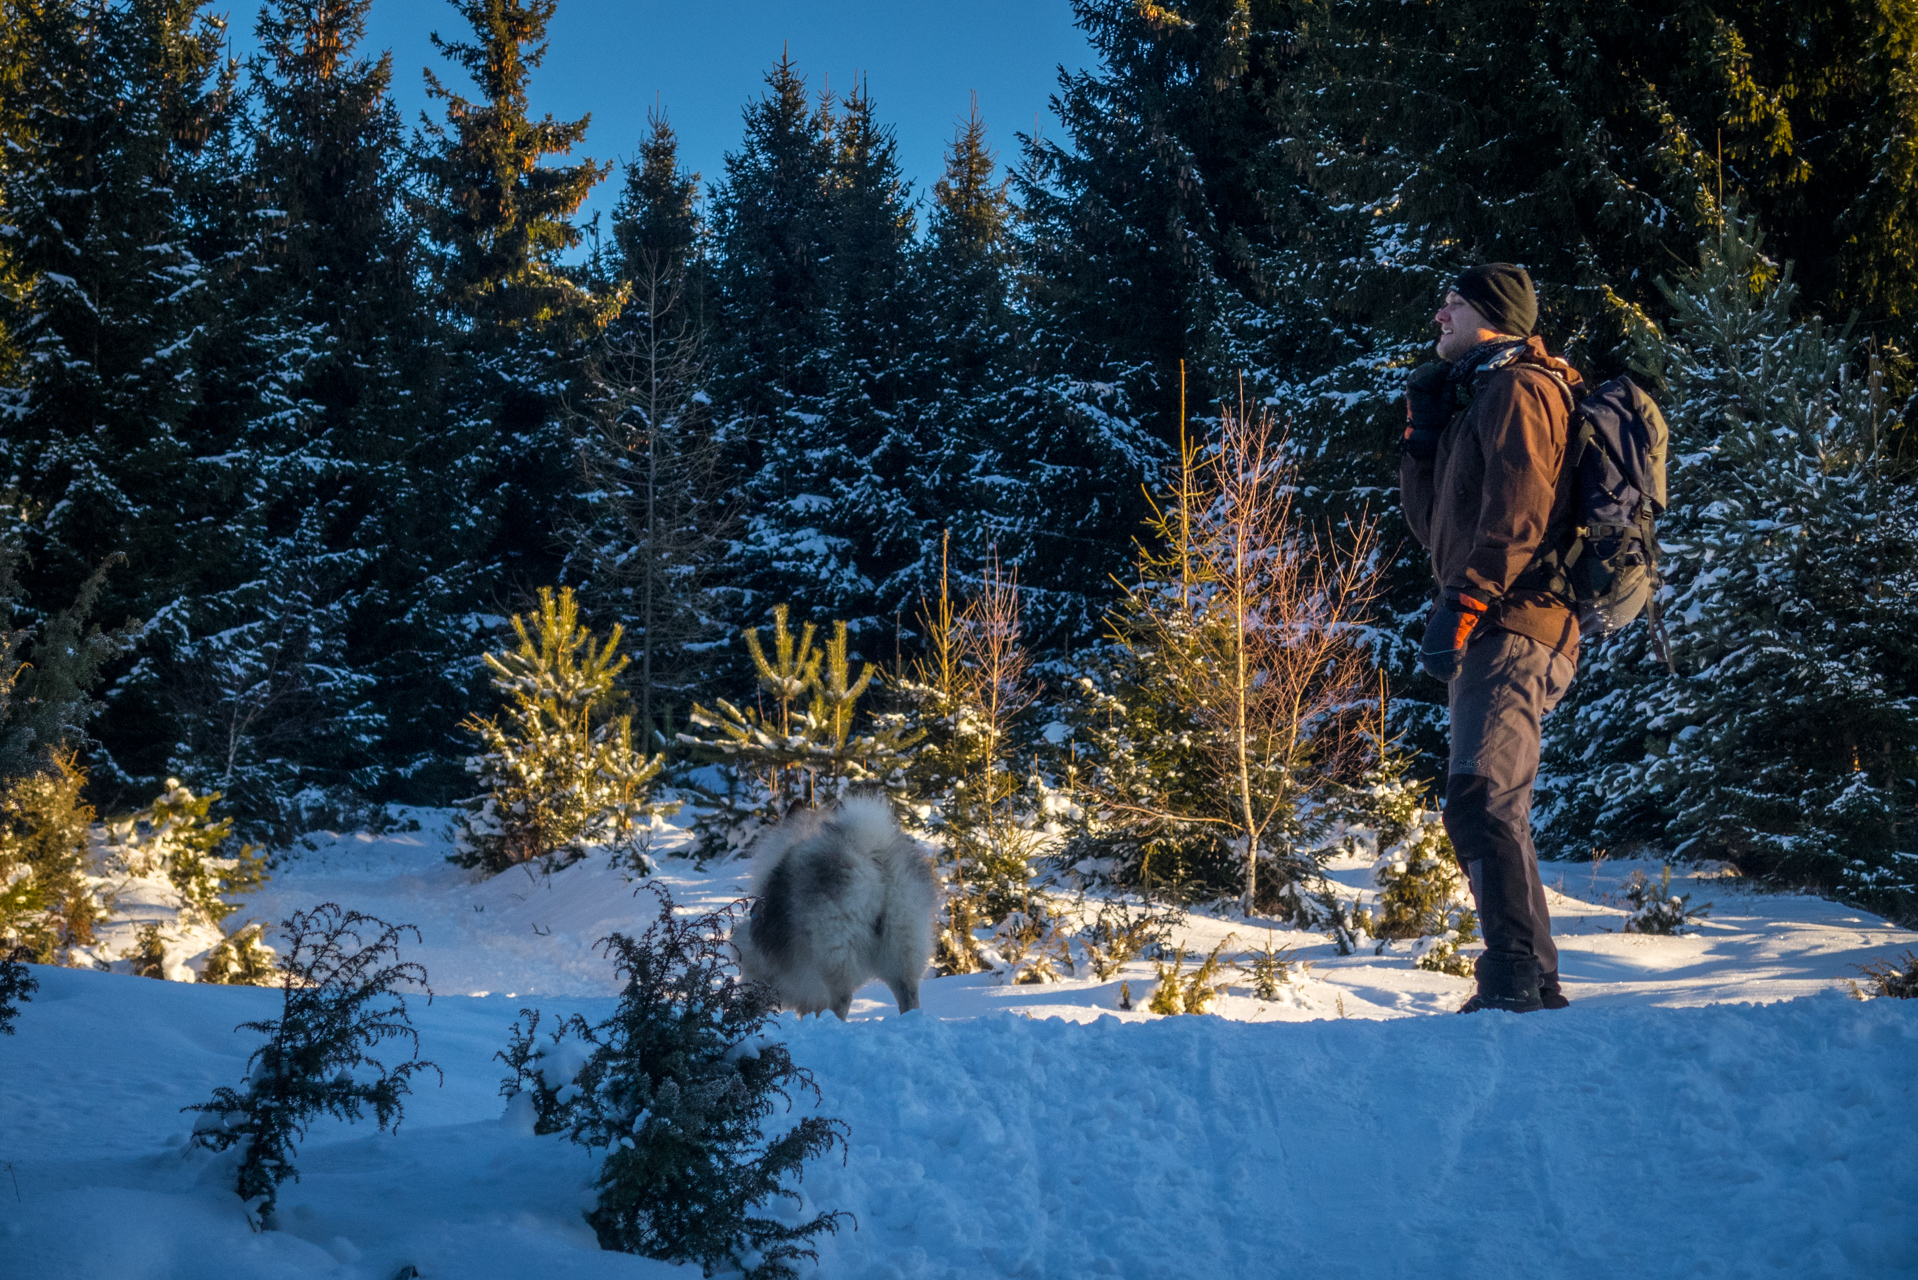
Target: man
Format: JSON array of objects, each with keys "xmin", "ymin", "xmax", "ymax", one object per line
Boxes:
[{"xmin": 1399, "ymin": 263, "xmax": 1582, "ymax": 1014}]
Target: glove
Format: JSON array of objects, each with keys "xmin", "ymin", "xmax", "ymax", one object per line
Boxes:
[
  {"xmin": 1418, "ymin": 588, "xmax": 1490, "ymax": 682},
  {"xmin": 1400, "ymin": 362, "xmax": 1452, "ymax": 459}
]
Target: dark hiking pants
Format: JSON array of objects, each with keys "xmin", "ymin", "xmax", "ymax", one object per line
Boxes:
[{"xmin": 1442, "ymin": 629, "xmax": 1576, "ymax": 986}]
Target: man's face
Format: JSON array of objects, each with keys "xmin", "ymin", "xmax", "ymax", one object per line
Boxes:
[{"xmin": 1434, "ymin": 291, "xmax": 1498, "ymax": 362}]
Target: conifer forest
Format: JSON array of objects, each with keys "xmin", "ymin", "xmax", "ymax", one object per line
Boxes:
[{"xmin": 1, "ymin": 0, "xmax": 1915, "ymax": 936}]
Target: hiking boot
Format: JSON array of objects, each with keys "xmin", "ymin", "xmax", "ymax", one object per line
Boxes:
[
  {"xmin": 1538, "ymin": 971, "xmax": 1570, "ymax": 1010},
  {"xmin": 1458, "ymin": 955, "xmax": 1543, "ymax": 1013}
]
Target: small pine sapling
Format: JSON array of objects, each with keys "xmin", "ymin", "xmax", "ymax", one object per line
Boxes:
[
  {"xmin": 995, "ymin": 906, "xmax": 1070, "ymax": 985},
  {"xmin": 1346, "ymin": 763, "xmax": 1478, "ymax": 975},
  {"xmin": 933, "ymin": 891, "xmax": 991, "ymax": 976},
  {"xmin": 456, "ymin": 587, "xmax": 676, "ymax": 875},
  {"xmin": 1849, "ymin": 951, "xmax": 1918, "ymax": 999},
  {"xmin": 683, "ymin": 606, "xmax": 922, "ymax": 850},
  {"xmin": 200, "ymin": 923, "xmax": 278, "ymax": 986},
  {"xmin": 1620, "ymin": 866, "xmax": 1713, "ymax": 935},
  {"xmin": 0, "ymin": 945, "xmax": 35, "ymax": 1034},
  {"xmin": 128, "ymin": 922, "xmax": 167, "ymax": 978},
  {"xmin": 105, "ymin": 779, "xmax": 267, "ymax": 929},
  {"xmin": 1177, "ymin": 936, "xmax": 1235, "ymax": 1014},
  {"xmin": 185, "ymin": 905, "xmax": 438, "ymax": 1226},
  {"xmin": 1075, "ymin": 896, "xmax": 1181, "ymax": 981},
  {"xmin": 0, "ymin": 749, "xmax": 106, "ymax": 963},
  {"xmin": 1147, "ymin": 950, "xmax": 1186, "ymax": 1014},
  {"xmin": 1239, "ymin": 929, "xmax": 1309, "ymax": 1001},
  {"xmin": 895, "ymin": 547, "xmax": 1045, "ymax": 953},
  {"xmin": 538, "ymin": 883, "xmax": 850, "ymax": 1279}
]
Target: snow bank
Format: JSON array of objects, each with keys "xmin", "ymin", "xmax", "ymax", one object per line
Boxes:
[{"xmin": 3, "ymin": 963, "xmax": 1912, "ymax": 1279}]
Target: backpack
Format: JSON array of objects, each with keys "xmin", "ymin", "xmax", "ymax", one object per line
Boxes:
[{"xmin": 1524, "ymin": 373, "xmax": 1671, "ymax": 641}]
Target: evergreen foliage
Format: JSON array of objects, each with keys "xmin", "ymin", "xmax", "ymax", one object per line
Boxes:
[
  {"xmin": 0, "ymin": 750, "xmax": 104, "ymax": 963},
  {"xmin": 1539, "ymin": 221, "xmax": 1918, "ymax": 923},
  {"xmin": 711, "ymin": 58, "xmax": 923, "ymax": 630},
  {"xmin": 683, "ymin": 605, "xmax": 921, "ymax": 833},
  {"xmin": 1072, "ymin": 895, "xmax": 1181, "ymax": 981},
  {"xmin": 414, "ymin": 0, "xmax": 612, "ymax": 338},
  {"xmin": 101, "ymin": 778, "xmax": 267, "ymax": 928},
  {"xmin": 0, "ymin": 0, "xmax": 236, "ymax": 802},
  {"xmin": 571, "ymin": 110, "xmax": 730, "ymax": 741},
  {"xmin": 0, "ymin": 944, "xmax": 34, "ymax": 1033},
  {"xmin": 413, "ymin": 0, "xmax": 617, "ymax": 785},
  {"xmin": 1237, "ymin": 928, "xmax": 1306, "ymax": 1001},
  {"xmin": 149, "ymin": 0, "xmax": 424, "ymax": 835},
  {"xmin": 0, "ymin": 1, "xmax": 1910, "ymax": 929},
  {"xmin": 1619, "ymin": 865, "xmax": 1712, "ymax": 936},
  {"xmin": 454, "ymin": 587, "xmax": 674, "ymax": 874},
  {"xmin": 1148, "ymin": 936, "xmax": 1233, "ymax": 1014},
  {"xmin": 500, "ymin": 884, "xmax": 850, "ymax": 1279},
  {"xmin": 889, "ymin": 547, "xmax": 1045, "ymax": 965},
  {"xmin": 199, "ymin": 922, "xmax": 278, "ymax": 986},
  {"xmin": 0, "ymin": 544, "xmax": 137, "ymax": 779},
  {"xmin": 1360, "ymin": 768, "xmax": 1478, "ymax": 976},
  {"xmin": 186, "ymin": 904, "xmax": 437, "ymax": 1225}
]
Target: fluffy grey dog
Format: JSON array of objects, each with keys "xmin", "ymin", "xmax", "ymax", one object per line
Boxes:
[{"xmin": 733, "ymin": 796, "xmax": 938, "ymax": 1019}]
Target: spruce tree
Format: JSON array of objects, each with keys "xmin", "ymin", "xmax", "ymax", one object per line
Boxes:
[
  {"xmin": 709, "ymin": 51, "xmax": 837, "ymax": 482},
  {"xmin": 0, "ymin": 0, "xmax": 236, "ymax": 802},
  {"xmin": 713, "ymin": 60, "xmax": 924, "ymax": 634},
  {"xmin": 910, "ymin": 102, "xmax": 1024, "ymax": 607},
  {"xmin": 570, "ymin": 109, "xmax": 731, "ymax": 739},
  {"xmin": 409, "ymin": 0, "xmax": 615, "ymax": 798},
  {"xmin": 1538, "ymin": 221, "xmax": 1918, "ymax": 923}
]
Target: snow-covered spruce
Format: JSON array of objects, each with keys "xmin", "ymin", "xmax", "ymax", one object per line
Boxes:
[
  {"xmin": 1619, "ymin": 866, "xmax": 1713, "ymax": 936},
  {"xmin": 501, "ymin": 882, "xmax": 849, "ymax": 1279},
  {"xmin": 1538, "ymin": 219, "xmax": 1918, "ymax": 923},
  {"xmin": 1359, "ymin": 769, "xmax": 1479, "ymax": 976},
  {"xmin": 185, "ymin": 904, "xmax": 438, "ymax": 1225}
]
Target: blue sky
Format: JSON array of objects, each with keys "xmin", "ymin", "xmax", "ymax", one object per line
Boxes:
[{"xmin": 228, "ymin": 0, "xmax": 1093, "ymax": 233}]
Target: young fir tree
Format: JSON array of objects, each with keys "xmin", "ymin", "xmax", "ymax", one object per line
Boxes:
[
  {"xmin": 499, "ymin": 885, "xmax": 849, "ymax": 1278},
  {"xmin": 682, "ymin": 605, "xmax": 921, "ymax": 836},
  {"xmin": 1538, "ymin": 220, "xmax": 1918, "ymax": 923},
  {"xmin": 0, "ymin": 541, "xmax": 135, "ymax": 964},
  {"xmin": 0, "ymin": 750, "xmax": 103, "ymax": 964},
  {"xmin": 454, "ymin": 587, "xmax": 674, "ymax": 874},
  {"xmin": 101, "ymin": 777, "xmax": 267, "ymax": 930},
  {"xmin": 187, "ymin": 904, "xmax": 437, "ymax": 1225},
  {"xmin": 1061, "ymin": 406, "xmax": 1382, "ymax": 914}
]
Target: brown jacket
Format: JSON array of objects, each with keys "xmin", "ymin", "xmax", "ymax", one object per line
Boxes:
[{"xmin": 1400, "ymin": 336, "xmax": 1583, "ymax": 655}]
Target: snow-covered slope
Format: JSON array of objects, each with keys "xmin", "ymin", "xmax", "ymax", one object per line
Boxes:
[{"xmin": 2, "ymin": 816, "xmax": 1914, "ymax": 1279}]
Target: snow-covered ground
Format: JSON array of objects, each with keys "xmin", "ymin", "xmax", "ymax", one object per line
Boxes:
[{"xmin": 3, "ymin": 814, "xmax": 1915, "ymax": 1279}]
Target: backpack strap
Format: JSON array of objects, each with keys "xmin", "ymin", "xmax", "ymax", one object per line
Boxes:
[{"xmin": 1503, "ymin": 361, "xmax": 1586, "ymax": 602}]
